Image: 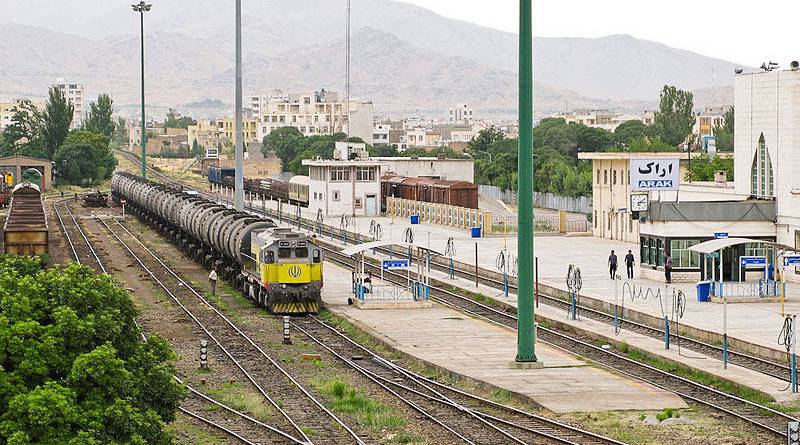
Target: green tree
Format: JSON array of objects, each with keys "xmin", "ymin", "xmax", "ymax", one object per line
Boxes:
[
  {"xmin": 191, "ymin": 139, "xmax": 204, "ymax": 158},
  {"xmin": 652, "ymin": 85, "xmax": 695, "ymax": 146},
  {"xmin": 0, "ymin": 257, "xmax": 183, "ymax": 444},
  {"xmin": 613, "ymin": 120, "xmax": 648, "ymax": 146},
  {"xmin": 112, "ymin": 117, "xmax": 128, "ymax": 146},
  {"xmin": 164, "ymin": 109, "xmax": 196, "ymax": 129},
  {"xmin": 84, "ymin": 94, "xmax": 115, "ymax": 138},
  {"xmin": 41, "ymin": 87, "xmax": 75, "ymax": 159},
  {"xmin": 685, "ymin": 153, "xmax": 734, "ymax": 182},
  {"xmin": 368, "ymin": 144, "xmax": 399, "ymax": 157},
  {"xmin": 0, "ymin": 101, "xmax": 45, "ymax": 157},
  {"xmin": 713, "ymin": 106, "xmax": 734, "ymax": 152},
  {"xmin": 262, "ymin": 127, "xmax": 304, "ymax": 171},
  {"xmin": 53, "ymin": 131, "xmax": 117, "ymax": 185}
]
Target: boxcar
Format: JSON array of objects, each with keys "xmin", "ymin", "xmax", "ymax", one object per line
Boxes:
[
  {"xmin": 3, "ymin": 183, "xmax": 48, "ymax": 255},
  {"xmin": 288, "ymin": 176, "xmax": 310, "ymax": 207}
]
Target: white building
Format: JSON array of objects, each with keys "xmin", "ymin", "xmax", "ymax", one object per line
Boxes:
[
  {"xmin": 693, "ymin": 105, "xmax": 731, "ymax": 140},
  {"xmin": 303, "ymin": 142, "xmax": 382, "ymax": 217},
  {"xmin": 52, "ymin": 80, "xmax": 84, "ymax": 128},
  {"xmin": 449, "ymin": 104, "xmax": 474, "ymax": 125},
  {"xmin": 375, "ymin": 157, "xmax": 474, "ymax": 182},
  {"xmin": 248, "ymin": 89, "xmax": 374, "ymax": 144},
  {"xmin": 372, "ymin": 122, "xmax": 391, "ymax": 146}
]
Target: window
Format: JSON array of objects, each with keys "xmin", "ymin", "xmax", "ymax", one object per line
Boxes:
[
  {"xmin": 657, "ymin": 239, "xmax": 665, "ymax": 267},
  {"xmin": 649, "ymin": 238, "xmax": 657, "ymax": 265},
  {"xmin": 612, "ymin": 169, "xmax": 617, "ymax": 185},
  {"xmin": 313, "ymin": 249, "xmax": 321, "ymax": 263},
  {"xmin": 356, "ymin": 167, "xmax": 375, "ymax": 182},
  {"xmin": 641, "ymin": 237, "xmax": 649, "ymax": 264},
  {"xmin": 330, "ymin": 167, "xmax": 350, "ymax": 182},
  {"xmin": 278, "ymin": 248, "xmax": 292, "ymax": 259},
  {"xmin": 597, "ymin": 170, "xmax": 600, "ymax": 184},
  {"xmin": 603, "ymin": 169, "xmax": 608, "ymax": 185},
  {"xmin": 796, "ymin": 231, "xmax": 800, "ymax": 275},
  {"xmin": 670, "ymin": 239, "xmax": 701, "ymax": 268},
  {"xmin": 594, "ymin": 211, "xmax": 597, "ymax": 228},
  {"xmin": 354, "ymin": 197, "xmax": 363, "ymax": 209},
  {"xmin": 332, "ymin": 190, "xmax": 340, "ymax": 201},
  {"xmin": 751, "ymin": 133, "xmax": 774, "ymax": 197},
  {"xmin": 266, "ymin": 251, "xmax": 275, "ymax": 264},
  {"xmin": 295, "ymin": 247, "xmax": 308, "ymax": 258}
]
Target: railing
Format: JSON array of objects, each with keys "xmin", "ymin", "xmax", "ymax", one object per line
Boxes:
[
  {"xmin": 492, "ymin": 212, "xmax": 590, "ymax": 234},
  {"xmin": 386, "ymin": 197, "xmax": 493, "ymax": 234},
  {"xmin": 478, "ymin": 185, "xmax": 592, "ymax": 214},
  {"xmin": 711, "ymin": 280, "xmax": 780, "ymax": 299}
]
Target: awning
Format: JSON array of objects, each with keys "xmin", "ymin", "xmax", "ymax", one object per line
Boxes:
[
  {"xmin": 689, "ymin": 237, "xmax": 796, "ymax": 255},
  {"xmin": 341, "ymin": 240, "xmax": 444, "ymax": 257}
]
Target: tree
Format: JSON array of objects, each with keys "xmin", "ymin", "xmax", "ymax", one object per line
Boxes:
[
  {"xmin": 164, "ymin": 109, "xmax": 196, "ymax": 129},
  {"xmin": 613, "ymin": 120, "xmax": 648, "ymax": 146},
  {"xmin": 84, "ymin": 94, "xmax": 115, "ymax": 138},
  {"xmin": 685, "ymin": 153, "xmax": 734, "ymax": 181},
  {"xmin": 1, "ymin": 101, "xmax": 45, "ymax": 157},
  {"xmin": 112, "ymin": 116, "xmax": 128, "ymax": 146},
  {"xmin": 0, "ymin": 257, "xmax": 183, "ymax": 444},
  {"xmin": 41, "ymin": 87, "xmax": 74, "ymax": 159},
  {"xmin": 53, "ymin": 131, "xmax": 117, "ymax": 185},
  {"xmin": 262, "ymin": 127, "xmax": 304, "ymax": 171},
  {"xmin": 713, "ymin": 106, "xmax": 734, "ymax": 152},
  {"xmin": 191, "ymin": 139, "xmax": 204, "ymax": 158},
  {"xmin": 652, "ymin": 85, "xmax": 695, "ymax": 146}
]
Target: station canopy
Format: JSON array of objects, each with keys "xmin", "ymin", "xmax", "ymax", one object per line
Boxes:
[
  {"xmin": 341, "ymin": 241, "xmax": 444, "ymax": 257},
  {"xmin": 689, "ymin": 237, "xmax": 797, "ymax": 255}
]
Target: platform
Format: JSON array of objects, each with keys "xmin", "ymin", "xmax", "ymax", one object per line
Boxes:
[{"xmin": 321, "ymin": 262, "xmax": 687, "ymax": 413}]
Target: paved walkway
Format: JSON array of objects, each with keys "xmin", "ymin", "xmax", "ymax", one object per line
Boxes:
[{"xmin": 321, "ymin": 262, "xmax": 687, "ymax": 413}]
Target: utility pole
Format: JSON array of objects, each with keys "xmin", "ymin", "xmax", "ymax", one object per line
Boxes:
[
  {"xmin": 345, "ymin": 0, "xmax": 351, "ymax": 137},
  {"xmin": 234, "ymin": 0, "xmax": 244, "ymax": 211},
  {"xmin": 515, "ymin": 0, "xmax": 538, "ymax": 364},
  {"xmin": 132, "ymin": 1, "xmax": 151, "ymax": 179}
]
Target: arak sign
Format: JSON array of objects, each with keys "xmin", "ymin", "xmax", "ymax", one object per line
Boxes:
[{"xmin": 630, "ymin": 159, "xmax": 680, "ymax": 191}]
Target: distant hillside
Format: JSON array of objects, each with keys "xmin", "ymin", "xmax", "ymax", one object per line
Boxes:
[{"xmin": 0, "ymin": 0, "xmax": 742, "ymax": 115}]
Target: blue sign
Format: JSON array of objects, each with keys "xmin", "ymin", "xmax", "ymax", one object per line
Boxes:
[
  {"xmin": 784, "ymin": 256, "xmax": 800, "ymax": 267},
  {"xmin": 740, "ymin": 256, "xmax": 767, "ymax": 267},
  {"xmin": 714, "ymin": 232, "xmax": 729, "ymax": 239},
  {"xmin": 382, "ymin": 259, "xmax": 410, "ymax": 270}
]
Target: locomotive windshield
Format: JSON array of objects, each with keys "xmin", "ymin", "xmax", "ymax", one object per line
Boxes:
[{"xmin": 295, "ymin": 247, "xmax": 308, "ymax": 258}]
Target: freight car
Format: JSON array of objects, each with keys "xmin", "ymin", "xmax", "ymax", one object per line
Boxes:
[
  {"xmin": 380, "ymin": 175, "xmax": 479, "ymax": 210},
  {"xmin": 288, "ymin": 175, "xmax": 309, "ymax": 205},
  {"xmin": 112, "ymin": 172, "xmax": 322, "ymax": 314},
  {"xmin": 207, "ymin": 168, "xmax": 309, "ymax": 207},
  {"xmin": 208, "ymin": 166, "xmax": 235, "ymax": 185},
  {"xmin": 2, "ymin": 183, "xmax": 48, "ymax": 255}
]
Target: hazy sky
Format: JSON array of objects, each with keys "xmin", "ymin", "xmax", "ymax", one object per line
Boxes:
[{"xmin": 399, "ymin": 0, "xmax": 798, "ymax": 66}]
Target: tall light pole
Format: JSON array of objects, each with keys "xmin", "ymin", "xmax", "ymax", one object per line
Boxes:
[
  {"xmin": 234, "ymin": 0, "xmax": 244, "ymax": 211},
  {"xmin": 515, "ymin": 0, "xmax": 538, "ymax": 364},
  {"xmin": 132, "ymin": 1, "xmax": 151, "ymax": 179}
]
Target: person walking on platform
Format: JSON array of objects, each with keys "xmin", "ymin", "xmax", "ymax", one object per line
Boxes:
[
  {"xmin": 665, "ymin": 255, "xmax": 673, "ymax": 284},
  {"xmin": 625, "ymin": 250, "xmax": 635, "ymax": 279},
  {"xmin": 608, "ymin": 250, "xmax": 618, "ymax": 280}
]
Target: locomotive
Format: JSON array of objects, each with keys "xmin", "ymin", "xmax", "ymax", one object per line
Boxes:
[{"xmin": 112, "ymin": 172, "xmax": 323, "ymax": 314}]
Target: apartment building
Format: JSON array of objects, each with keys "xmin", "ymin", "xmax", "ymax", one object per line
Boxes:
[
  {"xmin": 449, "ymin": 104, "xmax": 475, "ymax": 125},
  {"xmin": 248, "ymin": 89, "xmax": 374, "ymax": 144},
  {"xmin": 0, "ymin": 102, "xmax": 17, "ymax": 131},
  {"xmin": 693, "ymin": 105, "xmax": 731, "ymax": 139},
  {"xmin": 52, "ymin": 80, "xmax": 84, "ymax": 128}
]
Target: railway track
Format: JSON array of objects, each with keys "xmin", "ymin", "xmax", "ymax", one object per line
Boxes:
[
  {"xmin": 99, "ymin": 217, "xmax": 365, "ymax": 445},
  {"xmin": 320, "ymin": 244, "xmax": 797, "ymax": 441},
  {"xmin": 293, "ymin": 315, "xmax": 625, "ymax": 445},
  {"xmin": 55, "ymin": 197, "xmax": 300, "ymax": 444}
]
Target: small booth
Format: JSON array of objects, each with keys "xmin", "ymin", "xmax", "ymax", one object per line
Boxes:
[{"xmin": 341, "ymin": 241, "xmax": 440, "ymax": 309}]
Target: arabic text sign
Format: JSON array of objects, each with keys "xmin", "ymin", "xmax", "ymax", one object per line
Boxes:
[
  {"xmin": 382, "ymin": 259, "xmax": 410, "ymax": 270},
  {"xmin": 630, "ymin": 159, "xmax": 680, "ymax": 191},
  {"xmin": 784, "ymin": 256, "xmax": 800, "ymax": 267},
  {"xmin": 740, "ymin": 256, "xmax": 767, "ymax": 267}
]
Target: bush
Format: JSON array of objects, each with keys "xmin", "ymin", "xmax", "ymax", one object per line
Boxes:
[{"xmin": 0, "ymin": 258, "xmax": 184, "ymax": 444}]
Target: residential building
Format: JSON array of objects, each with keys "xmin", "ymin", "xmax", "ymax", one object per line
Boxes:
[
  {"xmin": 0, "ymin": 102, "xmax": 17, "ymax": 131},
  {"xmin": 550, "ymin": 110, "xmax": 656, "ymax": 132},
  {"xmin": 693, "ymin": 105, "xmax": 731, "ymax": 139},
  {"xmin": 248, "ymin": 89, "xmax": 374, "ymax": 143},
  {"xmin": 449, "ymin": 104, "xmax": 474, "ymax": 125},
  {"xmin": 215, "ymin": 117, "xmax": 259, "ymax": 146},
  {"xmin": 388, "ymin": 129, "xmax": 407, "ymax": 151},
  {"xmin": 373, "ymin": 122, "xmax": 390, "ymax": 145},
  {"xmin": 218, "ymin": 156, "xmax": 282, "ymax": 179},
  {"xmin": 52, "ymin": 80, "xmax": 84, "ymax": 128}
]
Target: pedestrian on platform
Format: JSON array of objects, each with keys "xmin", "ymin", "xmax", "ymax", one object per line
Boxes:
[
  {"xmin": 608, "ymin": 250, "xmax": 618, "ymax": 280},
  {"xmin": 665, "ymin": 255, "xmax": 673, "ymax": 284},
  {"xmin": 625, "ymin": 250, "xmax": 635, "ymax": 279},
  {"xmin": 209, "ymin": 269, "xmax": 218, "ymax": 296}
]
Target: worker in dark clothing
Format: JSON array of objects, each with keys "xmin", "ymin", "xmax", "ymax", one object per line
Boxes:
[
  {"xmin": 608, "ymin": 250, "xmax": 618, "ymax": 280},
  {"xmin": 665, "ymin": 255, "xmax": 673, "ymax": 284},
  {"xmin": 625, "ymin": 250, "xmax": 635, "ymax": 279}
]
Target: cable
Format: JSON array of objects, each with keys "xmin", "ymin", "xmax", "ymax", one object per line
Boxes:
[
  {"xmin": 566, "ymin": 265, "xmax": 582, "ymax": 320},
  {"xmin": 778, "ymin": 316, "xmax": 794, "ymax": 392},
  {"xmin": 403, "ymin": 227, "xmax": 414, "ymax": 244},
  {"xmin": 444, "ymin": 237, "xmax": 455, "ymax": 257}
]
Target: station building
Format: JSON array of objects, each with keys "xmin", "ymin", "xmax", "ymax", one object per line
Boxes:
[{"xmin": 632, "ymin": 67, "xmax": 800, "ymax": 282}]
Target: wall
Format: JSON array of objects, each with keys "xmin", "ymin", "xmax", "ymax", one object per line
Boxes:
[
  {"xmin": 590, "ymin": 158, "xmax": 639, "ymax": 243},
  {"xmin": 376, "ymin": 158, "xmax": 474, "ymax": 182}
]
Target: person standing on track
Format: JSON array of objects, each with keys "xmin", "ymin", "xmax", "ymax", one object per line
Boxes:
[
  {"xmin": 625, "ymin": 249, "xmax": 635, "ymax": 279},
  {"xmin": 608, "ymin": 250, "xmax": 618, "ymax": 280},
  {"xmin": 209, "ymin": 269, "xmax": 218, "ymax": 296}
]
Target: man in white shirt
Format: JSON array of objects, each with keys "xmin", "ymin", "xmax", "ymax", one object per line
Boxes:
[{"xmin": 209, "ymin": 269, "xmax": 218, "ymax": 296}]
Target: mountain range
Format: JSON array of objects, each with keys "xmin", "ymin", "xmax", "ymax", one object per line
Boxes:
[{"xmin": 0, "ymin": 0, "xmax": 745, "ymax": 118}]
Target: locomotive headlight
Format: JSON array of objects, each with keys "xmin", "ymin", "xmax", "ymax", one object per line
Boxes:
[{"xmin": 281, "ymin": 284, "xmax": 286, "ymax": 289}]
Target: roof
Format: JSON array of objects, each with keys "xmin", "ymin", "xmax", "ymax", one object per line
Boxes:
[
  {"xmin": 341, "ymin": 241, "xmax": 444, "ymax": 257},
  {"xmin": 578, "ymin": 152, "xmax": 690, "ymax": 160},
  {"xmin": 689, "ymin": 238, "xmax": 797, "ymax": 255},
  {"xmin": 288, "ymin": 175, "xmax": 310, "ymax": 185},
  {"xmin": 0, "ymin": 155, "xmax": 52, "ymax": 165}
]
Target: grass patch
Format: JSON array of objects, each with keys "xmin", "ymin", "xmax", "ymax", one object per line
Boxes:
[
  {"xmin": 619, "ymin": 345, "xmax": 775, "ymax": 406},
  {"xmin": 490, "ymin": 388, "xmax": 513, "ymax": 404},
  {"xmin": 313, "ymin": 377, "xmax": 406, "ymax": 431},
  {"xmin": 166, "ymin": 416, "xmax": 228, "ymax": 444},
  {"xmin": 391, "ymin": 432, "xmax": 427, "ymax": 444},
  {"xmin": 205, "ymin": 381, "xmax": 275, "ymax": 422},
  {"xmin": 301, "ymin": 426, "xmax": 317, "ymax": 436}
]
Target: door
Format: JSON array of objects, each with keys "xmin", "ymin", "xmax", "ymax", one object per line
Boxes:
[{"xmin": 365, "ymin": 194, "xmax": 377, "ymax": 216}]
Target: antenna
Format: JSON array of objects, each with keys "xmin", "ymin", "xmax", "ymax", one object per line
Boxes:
[{"xmin": 345, "ymin": 0, "xmax": 351, "ymax": 138}]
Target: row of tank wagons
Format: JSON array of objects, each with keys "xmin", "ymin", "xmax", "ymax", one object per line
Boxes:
[
  {"xmin": 111, "ymin": 172, "xmax": 324, "ymax": 314},
  {"xmin": 206, "ymin": 167, "xmax": 310, "ymax": 206},
  {"xmin": 3, "ymin": 182, "xmax": 48, "ymax": 256}
]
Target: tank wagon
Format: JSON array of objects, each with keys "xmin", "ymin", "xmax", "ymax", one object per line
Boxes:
[
  {"xmin": 3, "ymin": 183, "xmax": 48, "ymax": 255},
  {"xmin": 112, "ymin": 172, "xmax": 323, "ymax": 314}
]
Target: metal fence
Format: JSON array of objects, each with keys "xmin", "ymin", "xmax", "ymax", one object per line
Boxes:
[
  {"xmin": 478, "ymin": 185, "xmax": 592, "ymax": 215},
  {"xmin": 491, "ymin": 213, "xmax": 590, "ymax": 234},
  {"xmin": 711, "ymin": 280, "xmax": 780, "ymax": 299}
]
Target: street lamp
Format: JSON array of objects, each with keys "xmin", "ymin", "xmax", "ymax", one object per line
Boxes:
[{"xmin": 132, "ymin": 1, "xmax": 151, "ymax": 179}]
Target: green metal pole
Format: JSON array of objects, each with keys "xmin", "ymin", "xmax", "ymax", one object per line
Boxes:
[
  {"xmin": 139, "ymin": 9, "xmax": 147, "ymax": 179},
  {"xmin": 516, "ymin": 0, "xmax": 537, "ymax": 362}
]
